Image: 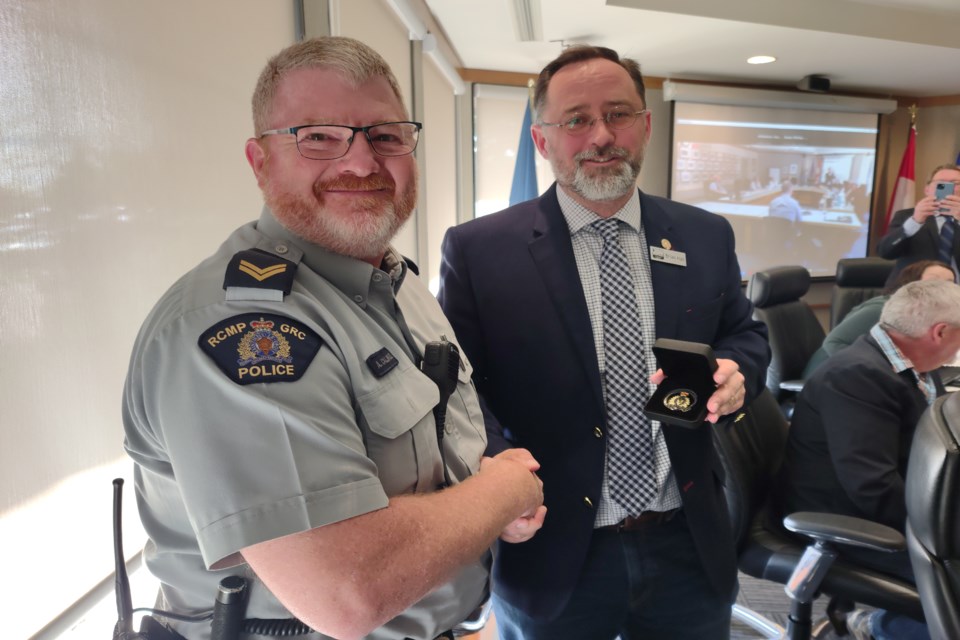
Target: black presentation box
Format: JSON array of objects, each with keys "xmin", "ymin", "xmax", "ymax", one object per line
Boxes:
[{"xmin": 644, "ymin": 338, "xmax": 718, "ymax": 428}]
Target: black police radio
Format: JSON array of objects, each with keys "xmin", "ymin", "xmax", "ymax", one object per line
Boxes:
[
  {"xmin": 420, "ymin": 337, "xmax": 461, "ymax": 488},
  {"xmin": 112, "ymin": 478, "xmax": 191, "ymax": 640}
]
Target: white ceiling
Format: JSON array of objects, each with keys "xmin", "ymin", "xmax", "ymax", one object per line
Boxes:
[{"xmin": 423, "ymin": 0, "xmax": 960, "ymax": 98}]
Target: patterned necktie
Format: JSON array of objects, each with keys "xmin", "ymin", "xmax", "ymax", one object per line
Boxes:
[
  {"xmin": 939, "ymin": 217, "xmax": 955, "ymax": 265},
  {"xmin": 591, "ymin": 218, "xmax": 656, "ymax": 514}
]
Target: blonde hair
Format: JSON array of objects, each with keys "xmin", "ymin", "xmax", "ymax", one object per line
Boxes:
[{"xmin": 250, "ymin": 36, "xmax": 406, "ymax": 135}]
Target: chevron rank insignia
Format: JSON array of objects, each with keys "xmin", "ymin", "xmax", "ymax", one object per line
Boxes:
[
  {"xmin": 199, "ymin": 313, "xmax": 322, "ymax": 385},
  {"xmin": 223, "ymin": 249, "xmax": 297, "ymax": 295}
]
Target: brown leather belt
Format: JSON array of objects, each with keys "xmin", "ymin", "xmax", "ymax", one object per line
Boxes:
[{"xmin": 598, "ymin": 508, "xmax": 680, "ymax": 532}]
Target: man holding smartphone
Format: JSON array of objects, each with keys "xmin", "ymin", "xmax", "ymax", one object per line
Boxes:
[{"xmin": 879, "ymin": 163, "xmax": 960, "ymax": 286}]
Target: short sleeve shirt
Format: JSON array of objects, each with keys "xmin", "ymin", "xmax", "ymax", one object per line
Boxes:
[{"xmin": 122, "ymin": 208, "xmax": 489, "ymax": 639}]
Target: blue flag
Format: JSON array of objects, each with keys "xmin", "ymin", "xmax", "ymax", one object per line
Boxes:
[{"xmin": 509, "ymin": 101, "xmax": 538, "ymax": 206}]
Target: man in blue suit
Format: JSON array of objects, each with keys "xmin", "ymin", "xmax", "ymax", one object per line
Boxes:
[{"xmin": 438, "ymin": 46, "xmax": 770, "ymax": 639}]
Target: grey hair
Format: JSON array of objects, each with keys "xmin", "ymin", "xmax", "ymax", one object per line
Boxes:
[
  {"xmin": 880, "ymin": 279, "xmax": 960, "ymax": 337},
  {"xmin": 251, "ymin": 36, "xmax": 406, "ymax": 135}
]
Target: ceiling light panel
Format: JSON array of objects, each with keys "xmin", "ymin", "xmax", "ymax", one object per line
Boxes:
[{"xmin": 510, "ymin": 0, "xmax": 543, "ymax": 41}]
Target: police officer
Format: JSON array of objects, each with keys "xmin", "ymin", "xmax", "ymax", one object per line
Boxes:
[{"xmin": 122, "ymin": 36, "xmax": 545, "ymax": 640}]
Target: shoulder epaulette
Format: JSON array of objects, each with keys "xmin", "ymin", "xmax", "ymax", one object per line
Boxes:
[{"xmin": 223, "ymin": 248, "xmax": 298, "ymax": 302}]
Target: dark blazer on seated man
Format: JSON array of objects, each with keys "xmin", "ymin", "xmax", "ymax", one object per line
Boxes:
[
  {"xmin": 779, "ymin": 331, "xmax": 936, "ymax": 532},
  {"xmin": 438, "ymin": 182, "xmax": 770, "ymax": 621},
  {"xmin": 778, "ymin": 279, "xmax": 960, "ymax": 539}
]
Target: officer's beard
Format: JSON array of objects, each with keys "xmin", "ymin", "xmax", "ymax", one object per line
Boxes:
[{"xmin": 264, "ymin": 172, "xmax": 416, "ymax": 263}]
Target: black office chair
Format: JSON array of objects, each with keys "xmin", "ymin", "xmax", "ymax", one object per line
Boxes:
[
  {"xmin": 829, "ymin": 257, "xmax": 894, "ymax": 329},
  {"xmin": 906, "ymin": 392, "xmax": 960, "ymax": 640},
  {"xmin": 714, "ymin": 390, "xmax": 923, "ymax": 639},
  {"xmin": 746, "ymin": 266, "xmax": 825, "ymax": 417}
]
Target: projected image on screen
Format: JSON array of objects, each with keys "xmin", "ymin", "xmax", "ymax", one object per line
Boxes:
[{"xmin": 669, "ymin": 102, "xmax": 878, "ymax": 279}]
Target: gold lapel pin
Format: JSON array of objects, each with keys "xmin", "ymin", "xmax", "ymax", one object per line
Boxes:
[{"xmin": 661, "ymin": 239, "xmax": 672, "ymax": 250}]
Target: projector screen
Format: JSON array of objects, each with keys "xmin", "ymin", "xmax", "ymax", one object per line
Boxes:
[{"xmin": 668, "ymin": 102, "xmax": 879, "ymax": 279}]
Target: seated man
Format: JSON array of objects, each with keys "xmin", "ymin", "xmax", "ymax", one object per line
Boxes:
[
  {"xmin": 768, "ymin": 180, "xmax": 802, "ymax": 224},
  {"xmin": 707, "ymin": 174, "xmax": 729, "ymax": 199},
  {"xmin": 778, "ymin": 279, "xmax": 960, "ymax": 640},
  {"xmin": 802, "ymin": 260, "xmax": 955, "ymax": 376},
  {"xmin": 765, "ymin": 180, "xmax": 803, "ymax": 263}
]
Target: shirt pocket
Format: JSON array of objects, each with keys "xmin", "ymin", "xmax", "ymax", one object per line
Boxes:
[
  {"xmin": 357, "ymin": 361, "xmax": 438, "ymax": 440},
  {"xmin": 447, "ymin": 355, "xmax": 488, "ymax": 472},
  {"xmin": 356, "ymin": 361, "xmax": 440, "ymax": 494},
  {"xmin": 454, "ymin": 354, "xmax": 482, "ymax": 426}
]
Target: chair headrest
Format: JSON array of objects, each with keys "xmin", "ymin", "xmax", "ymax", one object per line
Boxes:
[
  {"xmin": 835, "ymin": 258, "xmax": 895, "ymax": 288},
  {"xmin": 747, "ymin": 266, "xmax": 811, "ymax": 308}
]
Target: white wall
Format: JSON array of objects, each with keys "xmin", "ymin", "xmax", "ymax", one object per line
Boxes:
[
  {"xmin": 0, "ymin": 2, "xmax": 296, "ymax": 636},
  {"xmin": 422, "ymin": 55, "xmax": 459, "ymax": 291},
  {"xmin": 642, "ymin": 87, "xmax": 670, "ymax": 197}
]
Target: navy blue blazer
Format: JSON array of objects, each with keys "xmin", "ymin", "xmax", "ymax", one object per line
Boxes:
[{"xmin": 438, "ymin": 184, "xmax": 770, "ymax": 620}]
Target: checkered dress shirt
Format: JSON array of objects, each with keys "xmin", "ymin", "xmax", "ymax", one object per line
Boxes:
[
  {"xmin": 870, "ymin": 324, "xmax": 938, "ymax": 405},
  {"xmin": 557, "ymin": 188, "xmax": 682, "ymax": 527}
]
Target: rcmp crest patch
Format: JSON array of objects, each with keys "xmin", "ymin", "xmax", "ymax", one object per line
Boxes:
[{"xmin": 198, "ymin": 313, "xmax": 322, "ymax": 385}]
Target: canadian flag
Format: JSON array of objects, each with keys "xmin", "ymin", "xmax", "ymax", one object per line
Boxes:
[{"xmin": 883, "ymin": 124, "xmax": 916, "ymax": 234}]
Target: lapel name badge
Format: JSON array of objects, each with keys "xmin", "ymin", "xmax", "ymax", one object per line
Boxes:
[{"xmin": 650, "ymin": 245, "xmax": 687, "ymax": 267}]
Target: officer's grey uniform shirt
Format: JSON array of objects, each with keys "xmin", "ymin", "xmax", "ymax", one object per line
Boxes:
[
  {"xmin": 123, "ymin": 208, "xmax": 488, "ymax": 640},
  {"xmin": 556, "ymin": 188, "xmax": 682, "ymax": 528}
]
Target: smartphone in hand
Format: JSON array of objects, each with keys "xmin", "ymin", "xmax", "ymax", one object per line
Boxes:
[{"xmin": 935, "ymin": 181, "xmax": 955, "ymax": 214}]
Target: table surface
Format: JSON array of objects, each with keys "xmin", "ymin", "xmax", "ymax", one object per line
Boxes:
[{"xmin": 696, "ymin": 201, "xmax": 863, "ymax": 229}]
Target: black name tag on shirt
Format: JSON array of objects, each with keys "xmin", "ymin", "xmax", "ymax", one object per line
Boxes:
[{"xmin": 366, "ymin": 347, "xmax": 399, "ymax": 378}]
